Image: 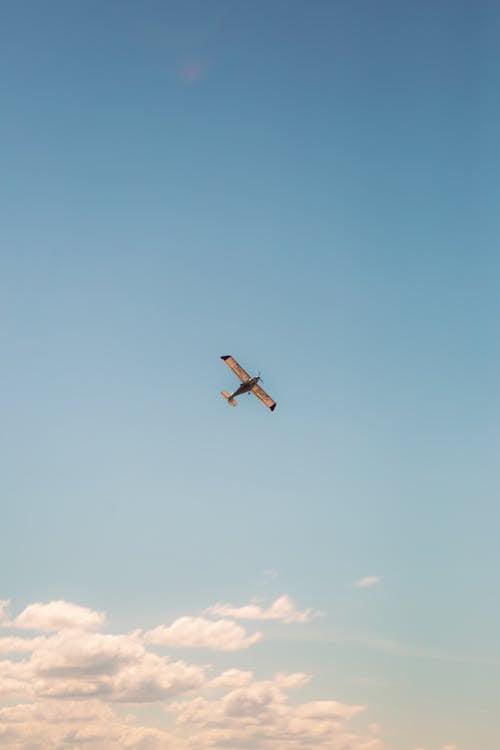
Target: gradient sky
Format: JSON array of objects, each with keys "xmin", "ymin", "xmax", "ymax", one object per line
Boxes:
[{"xmin": 1, "ymin": 2, "xmax": 498, "ymax": 749}]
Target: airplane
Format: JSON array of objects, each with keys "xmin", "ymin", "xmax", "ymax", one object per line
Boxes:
[{"xmin": 220, "ymin": 355, "xmax": 276, "ymax": 411}]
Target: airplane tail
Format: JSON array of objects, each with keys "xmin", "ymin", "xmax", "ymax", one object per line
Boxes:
[{"xmin": 221, "ymin": 391, "xmax": 237, "ymax": 407}]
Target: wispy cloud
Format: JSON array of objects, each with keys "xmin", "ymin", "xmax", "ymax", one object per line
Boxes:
[
  {"xmin": 338, "ymin": 630, "xmax": 493, "ymax": 665},
  {"xmin": 204, "ymin": 594, "xmax": 325, "ymax": 624},
  {"xmin": 354, "ymin": 576, "xmax": 381, "ymax": 588},
  {"xmin": 256, "ymin": 568, "xmax": 280, "ymax": 590}
]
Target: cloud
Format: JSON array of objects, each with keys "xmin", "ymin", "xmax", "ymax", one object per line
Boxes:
[
  {"xmin": 274, "ymin": 672, "xmax": 311, "ymax": 688},
  {"xmin": 0, "ymin": 625, "xmax": 205, "ymax": 705},
  {"xmin": 145, "ymin": 617, "xmax": 261, "ymax": 651},
  {"xmin": 0, "ymin": 596, "xmax": 390, "ymax": 750},
  {"xmin": 169, "ymin": 675, "xmax": 372, "ymax": 750},
  {"xmin": 259, "ymin": 569, "xmax": 279, "ymax": 586},
  {"xmin": 208, "ymin": 669, "xmax": 253, "ymax": 689},
  {"xmin": 204, "ymin": 594, "xmax": 324, "ymax": 623},
  {"xmin": 31, "ymin": 629, "xmax": 144, "ymax": 678},
  {"xmin": 0, "ymin": 657, "xmax": 34, "ymax": 699},
  {"xmin": 0, "ymin": 636, "xmax": 43, "ymax": 654},
  {"xmin": 294, "ymin": 700, "xmax": 365, "ymax": 722},
  {"xmin": 0, "ymin": 700, "xmax": 177, "ymax": 750},
  {"xmin": 31, "ymin": 629, "xmax": 204, "ymax": 702},
  {"xmin": 354, "ymin": 576, "xmax": 381, "ymax": 588},
  {"xmin": 12, "ymin": 600, "xmax": 105, "ymax": 632}
]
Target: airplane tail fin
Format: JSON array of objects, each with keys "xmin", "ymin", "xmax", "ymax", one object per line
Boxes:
[{"xmin": 221, "ymin": 391, "xmax": 237, "ymax": 407}]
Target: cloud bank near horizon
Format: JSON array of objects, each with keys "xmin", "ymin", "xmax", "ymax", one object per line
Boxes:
[
  {"xmin": 0, "ymin": 596, "xmax": 459, "ymax": 750},
  {"xmin": 0, "ymin": 594, "xmax": 384, "ymax": 750}
]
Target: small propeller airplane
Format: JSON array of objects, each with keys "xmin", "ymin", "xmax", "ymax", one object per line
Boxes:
[{"xmin": 220, "ymin": 355, "xmax": 276, "ymax": 411}]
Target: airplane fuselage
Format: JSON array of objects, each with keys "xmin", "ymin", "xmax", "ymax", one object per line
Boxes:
[{"xmin": 230, "ymin": 376, "xmax": 260, "ymax": 399}]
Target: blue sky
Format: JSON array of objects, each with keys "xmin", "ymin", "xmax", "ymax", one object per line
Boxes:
[{"xmin": 1, "ymin": 2, "xmax": 498, "ymax": 749}]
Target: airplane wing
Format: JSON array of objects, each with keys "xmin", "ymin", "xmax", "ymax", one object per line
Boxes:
[
  {"xmin": 220, "ymin": 355, "xmax": 251, "ymax": 382},
  {"xmin": 251, "ymin": 384, "xmax": 277, "ymax": 412}
]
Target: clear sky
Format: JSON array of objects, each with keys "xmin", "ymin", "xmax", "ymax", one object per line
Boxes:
[{"xmin": 1, "ymin": 2, "xmax": 498, "ymax": 749}]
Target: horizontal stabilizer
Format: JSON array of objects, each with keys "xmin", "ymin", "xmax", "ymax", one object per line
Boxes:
[{"xmin": 221, "ymin": 391, "xmax": 237, "ymax": 406}]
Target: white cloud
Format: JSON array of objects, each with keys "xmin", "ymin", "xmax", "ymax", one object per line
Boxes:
[
  {"xmin": 274, "ymin": 672, "xmax": 311, "ymax": 689},
  {"xmin": 31, "ymin": 629, "xmax": 204, "ymax": 702},
  {"xmin": 223, "ymin": 680, "xmax": 285, "ymax": 718},
  {"xmin": 294, "ymin": 700, "xmax": 365, "ymax": 721},
  {"xmin": 145, "ymin": 617, "xmax": 262, "ymax": 651},
  {"xmin": 0, "ymin": 626, "xmax": 205, "ymax": 705},
  {"xmin": 103, "ymin": 650, "xmax": 204, "ymax": 703},
  {"xmin": 0, "ymin": 636, "xmax": 43, "ymax": 654},
  {"xmin": 0, "ymin": 596, "xmax": 391, "ymax": 750},
  {"xmin": 13, "ymin": 600, "xmax": 105, "ymax": 632},
  {"xmin": 205, "ymin": 594, "xmax": 324, "ymax": 623},
  {"xmin": 31, "ymin": 628, "xmax": 144, "ymax": 678},
  {"xmin": 169, "ymin": 676, "xmax": 373, "ymax": 750},
  {"xmin": 208, "ymin": 669, "xmax": 253, "ymax": 689},
  {"xmin": 354, "ymin": 576, "xmax": 381, "ymax": 588},
  {"xmin": 0, "ymin": 700, "xmax": 178, "ymax": 749},
  {"xmin": 0, "ymin": 657, "xmax": 34, "ymax": 699}
]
